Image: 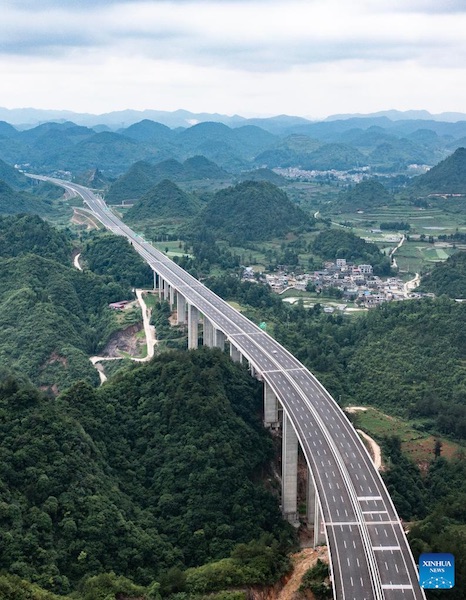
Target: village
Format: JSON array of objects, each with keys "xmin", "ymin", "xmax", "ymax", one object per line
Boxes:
[{"xmin": 243, "ymin": 258, "xmax": 422, "ymax": 311}]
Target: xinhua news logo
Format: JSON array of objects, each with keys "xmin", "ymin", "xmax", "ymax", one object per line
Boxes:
[{"xmin": 419, "ymin": 553, "xmax": 455, "ymax": 589}]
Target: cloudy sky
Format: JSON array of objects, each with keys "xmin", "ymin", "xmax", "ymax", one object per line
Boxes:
[{"xmin": 2, "ymin": 0, "xmax": 466, "ymax": 118}]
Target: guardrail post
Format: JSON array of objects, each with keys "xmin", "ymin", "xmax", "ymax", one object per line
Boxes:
[
  {"xmin": 282, "ymin": 413, "xmax": 299, "ymax": 524},
  {"xmin": 264, "ymin": 382, "xmax": 279, "ymax": 428},
  {"xmin": 188, "ymin": 304, "xmax": 199, "ymax": 349}
]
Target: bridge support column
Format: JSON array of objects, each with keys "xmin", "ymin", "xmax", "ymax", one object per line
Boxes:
[
  {"xmin": 264, "ymin": 382, "xmax": 279, "ymax": 428},
  {"xmin": 163, "ymin": 279, "xmax": 169, "ymax": 302},
  {"xmin": 307, "ymin": 469, "xmax": 316, "ymax": 527},
  {"xmin": 188, "ymin": 304, "xmax": 199, "ymax": 349},
  {"xmin": 314, "ymin": 501, "xmax": 325, "ymax": 547},
  {"xmin": 157, "ymin": 276, "xmax": 163, "ymax": 299},
  {"xmin": 307, "ymin": 469, "xmax": 325, "ymax": 545},
  {"xmin": 153, "ymin": 270, "xmax": 157, "ymax": 291},
  {"xmin": 203, "ymin": 317, "xmax": 214, "ymax": 347},
  {"xmin": 282, "ymin": 413, "xmax": 299, "ymax": 524},
  {"xmin": 169, "ymin": 285, "xmax": 175, "ymax": 309},
  {"xmin": 213, "ymin": 329, "xmax": 225, "ymax": 351},
  {"xmin": 177, "ymin": 293, "xmax": 187, "ymax": 325},
  {"xmin": 230, "ymin": 344, "xmax": 242, "ymax": 363}
]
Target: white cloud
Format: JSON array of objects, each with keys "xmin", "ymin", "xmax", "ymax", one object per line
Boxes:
[{"xmin": 1, "ymin": 0, "xmax": 466, "ymax": 116}]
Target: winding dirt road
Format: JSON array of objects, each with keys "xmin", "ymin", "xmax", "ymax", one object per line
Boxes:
[{"xmin": 89, "ymin": 290, "xmax": 157, "ymax": 383}]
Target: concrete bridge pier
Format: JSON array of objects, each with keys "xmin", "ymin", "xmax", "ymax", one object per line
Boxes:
[
  {"xmin": 213, "ymin": 329, "xmax": 226, "ymax": 351},
  {"xmin": 157, "ymin": 275, "xmax": 163, "ymax": 299},
  {"xmin": 177, "ymin": 293, "xmax": 187, "ymax": 325},
  {"xmin": 163, "ymin": 279, "xmax": 169, "ymax": 302},
  {"xmin": 307, "ymin": 469, "xmax": 326, "ymax": 546},
  {"xmin": 203, "ymin": 317, "xmax": 214, "ymax": 347},
  {"xmin": 188, "ymin": 304, "xmax": 199, "ymax": 349},
  {"xmin": 169, "ymin": 285, "xmax": 175, "ymax": 309},
  {"xmin": 230, "ymin": 344, "xmax": 242, "ymax": 363},
  {"xmin": 264, "ymin": 382, "xmax": 279, "ymax": 428},
  {"xmin": 282, "ymin": 412, "xmax": 299, "ymax": 525}
]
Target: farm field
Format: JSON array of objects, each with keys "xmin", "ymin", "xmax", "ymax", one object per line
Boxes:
[{"xmin": 349, "ymin": 407, "xmax": 464, "ymax": 467}]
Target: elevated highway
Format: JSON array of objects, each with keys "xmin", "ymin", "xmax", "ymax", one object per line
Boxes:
[{"xmin": 39, "ymin": 176, "xmax": 425, "ymax": 600}]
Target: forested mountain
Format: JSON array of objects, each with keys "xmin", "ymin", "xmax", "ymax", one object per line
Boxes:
[
  {"xmin": 301, "ymin": 143, "xmax": 367, "ymax": 170},
  {"xmin": 121, "ymin": 118, "xmax": 175, "ymax": 143},
  {"xmin": 312, "ymin": 228, "xmax": 391, "ymax": 275},
  {"xmin": 419, "ymin": 250, "xmax": 466, "ymax": 298},
  {"xmin": 0, "ymin": 158, "xmax": 31, "ymax": 189},
  {"xmin": 0, "ymin": 253, "xmax": 128, "ymax": 392},
  {"xmin": 2, "ymin": 114, "xmax": 466, "ymax": 176},
  {"xmin": 254, "ymin": 134, "xmax": 323, "ymax": 168},
  {"xmin": 126, "ymin": 179, "xmax": 201, "ymax": 221},
  {"xmin": 335, "ymin": 179, "xmax": 392, "ymax": 212},
  {"xmin": 238, "ymin": 168, "xmax": 287, "ymax": 185},
  {"xmin": 0, "ymin": 349, "xmax": 290, "ymax": 595},
  {"xmin": 106, "ymin": 157, "xmax": 230, "ymax": 203},
  {"xmin": 0, "ymin": 180, "xmax": 53, "ymax": 215},
  {"xmin": 410, "ymin": 147, "xmax": 466, "ymax": 193},
  {"xmin": 82, "ymin": 232, "xmax": 154, "ymax": 287},
  {"xmin": 0, "ymin": 215, "xmax": 130, "ymax": 391},
  {"xmin": 0, "ymin": 214, "xmax": 72, "ymax": 262},
  {"xmin": 194, "ymin": 181, "xmax": 311, "ymax": 243}
]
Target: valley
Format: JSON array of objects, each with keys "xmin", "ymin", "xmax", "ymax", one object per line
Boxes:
[{"xmin": 1, "ymin": 111, "xmax": 466, "ymax": 599}]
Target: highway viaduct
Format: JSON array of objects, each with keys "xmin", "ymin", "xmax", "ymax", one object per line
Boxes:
[{"xmin": 38, "ymin": 176, "xmax": 426, "ymax": 600}]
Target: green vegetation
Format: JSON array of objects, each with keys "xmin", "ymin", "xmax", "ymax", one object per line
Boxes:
[
  {"xmin": 299, "ymin": 560, "xmax": 332, "ymax": 599},
  {"xmin": 106, "ymin": 157, "xmax": 230, "ymax": 204},
  {"xmin": 0, "ymin": 574, "xmax": 71, "ymax": 600},
  {"xmin": 150, "ymin": 299, "xmax": 186, "ymax": 350},
  {"xmin": 410, "ymin": 147, "xmax": 466, "ymax": 194},
  {"xmin": 0, "ymin": 349, "xmax": 292, "ymax": 596},
  {"xmin": 82, "ymin": 232, "xmax": 153, "ymax": 288},
  {"xmin": 126, "ymin": 179, "xmax": 201, "ymax": 221},
  {"xmin": 301, "ymin": 143, "xmax": 366, "ymax": 171},
  {"xmin": 419, "ymin": 250, "xmax": 466, "ymax": 298},
  {"xmin": 335, "ymin": 179, "xmax": 392, "ymax": 212},
  {"xmin": 0, "ymin": 215, "xmax": 131, "ymax": 392},
  {"xmin": 192, "ymin": 181, "xmax": 312, "ymax": 244},
  {"xmin": 312, "ymin": 228, "xmax": 391, "ymax": 275},
  {"xmin": 0, "ymin": 180, "xmax": 53, "ymax": 215},
  {"xmin": 351, "ymin": 408, "xmax": 461, "ymax": 465},
  {"xmin": 0, "ymin": 213, "xmax": 73, "ymax": 262}
]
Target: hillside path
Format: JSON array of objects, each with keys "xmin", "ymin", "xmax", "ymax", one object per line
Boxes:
[{"xmin": 90, "ymin": 289, "xmax": 157, "ymax": 383}]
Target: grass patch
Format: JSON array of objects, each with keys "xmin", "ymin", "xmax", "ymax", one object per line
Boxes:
[{"xmin": 350, "ymin": 407, "xmax": 464, "ymax": 466}]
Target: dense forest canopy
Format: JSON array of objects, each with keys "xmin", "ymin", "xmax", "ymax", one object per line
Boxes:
[
  {"xmin": 0, "ymin": 180, "xmax": 53, "ymax": 216},
  {"xmin": 0, "ymin": 350, "xmax": 291, "ymax": 596},
  {"xmin": 335, "ymin": 179, "xmax": 392, "ymax": 212},
  {"xmin": 0, "ymin": 216, "xmax": 131, "ymax": 391},
  {"xmin": 410, "ymin": 147, "xmax": 466, "ymax": 193},
  {"xmin": 82, "ymin": 232, "xmax": 153, "ymax": 288},
  {"xmin": 126, "ymin": 179, "xmax": 201, "ymax": 221},
  {"xmin": 193, "ymin": 181, "xmax": 311, "ymax": 243},
  {"xmin": 419, "ymin": 250, "xmax": 466, "ymax": 298}
]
